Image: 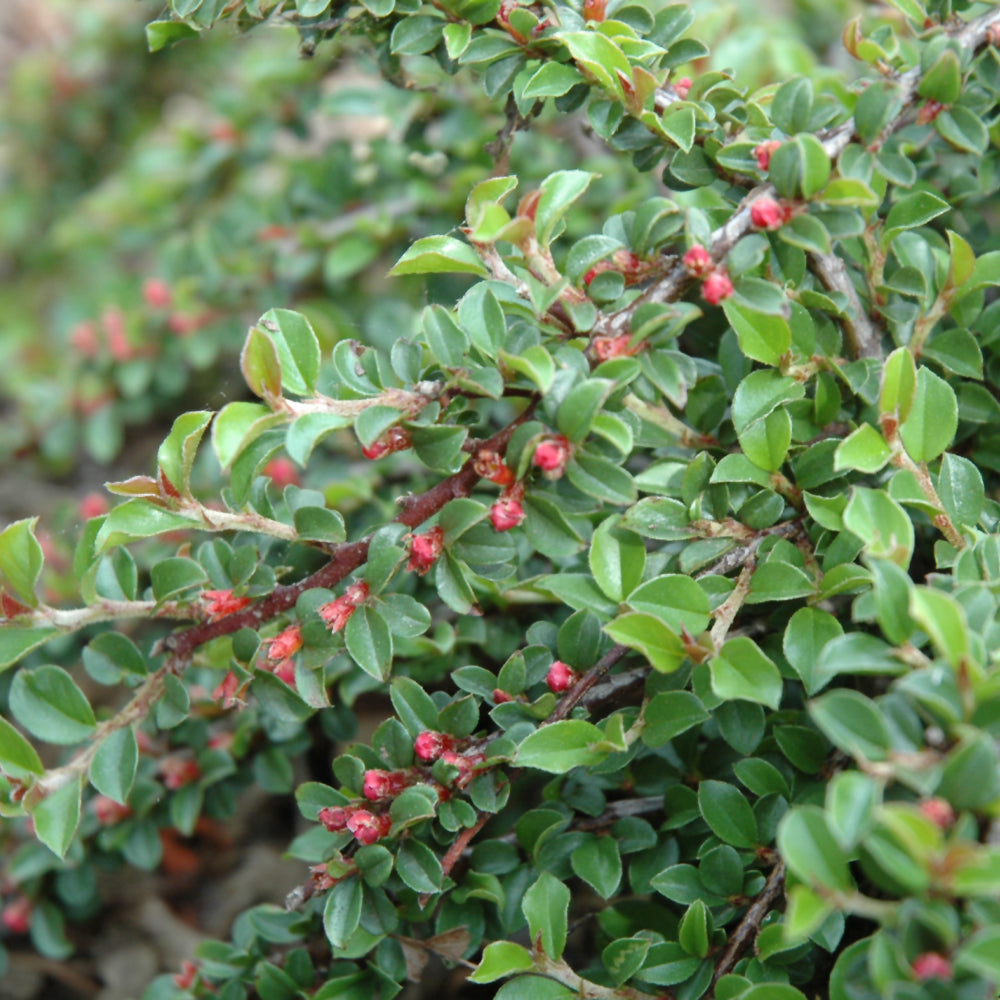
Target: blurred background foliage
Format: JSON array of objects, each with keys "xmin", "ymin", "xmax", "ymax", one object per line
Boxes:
[{"xmin": 0, "ymin": 0, "xmax": 860, "ymax": 502}]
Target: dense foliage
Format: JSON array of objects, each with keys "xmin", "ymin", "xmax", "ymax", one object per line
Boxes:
[{"xmin": 4, "ymin": 2, "xmax": 1000, "ymax": 999}]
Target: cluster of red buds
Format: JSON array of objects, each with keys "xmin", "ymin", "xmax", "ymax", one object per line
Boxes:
[
  {"xmin": 591, "ymin": 332, "xmax": 645, "ymax": 361},
  {"xmin": 749, "ymin": 196, "xmax": 792, "ymax": 232},
  {"xmin": 258, "ymin": 623, "xmax": 303, "ymax": 684},
  {"xmin": 212, "ymin": 670, "xmax": 250, "ymax": 709},
  {"xmin": 363, "ymin": 769, "xmax": 409, "ymax": 801},
  {"xmin": 491, "ymin": 483, "xmax": 526, "ymax": 532},
  {"xmin": 753, "ymin": 139, "xmax": 782, "ymax": 171},
  {"xmin": 546, "ymin": 660, "xmax": 581, "ymax": 693},
  {"xmin": 201, "ymin": 588, "xmax": 252, "ymax": 622},
  {"xmin": 673, "ymin": 76, "xmax": 692, "ymax": 100},
  {"xmin": 361, "ymin": 426, "xmax": 411, "ymax": 460},
  {"xmin": 318, "ymin": 804, "xmax": 393, "ymax": 845},
  {"xmin": 532, "ymin": 435, "xmax": 571, "ymax": 479},
  {"xmin": 682, "ymin": 246, "xmax": 734, "ymax": 306},
  {"xmin": 407, "ymin": 526, "xmax": 444, "ymax": 575},
  {"xmin": 319, "ymin": 582, "xmax": 370, "ymax": 633},
  {"xmin": 582, "ymin": 249, "xmax": 651, "ymax": 288},
  {"xmin": 415, "ymin": 731, "xmax": 484, "ymax": 787}
]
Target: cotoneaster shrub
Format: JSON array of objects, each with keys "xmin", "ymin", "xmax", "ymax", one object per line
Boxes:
[{"xmin": 4, "ymin": 2, "xmax": 1000, "ymax": 999}]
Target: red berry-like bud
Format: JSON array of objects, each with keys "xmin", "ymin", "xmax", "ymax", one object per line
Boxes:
[
  {"xmin": 673, "ymin": 76, "xmax": 692, "ymax": 100},
  {"xmin": 363, "ymin": 769, "xmax": 408, "ymax": 801},
  {"xmin": 263, "ymin": 457, "xmax": 300, "ymax": 489},
  {"xmin": 491, "ymin": 496, "xmax": 526, "ymax": 532},
  {"xmin": 753, "ymin": 139, "xmax": 782, "ymax": 171},
  {"xmin": 79, "ymin": 492, "xmax": 109, "ymax": 521},
  {"xmin": 546, "ymin": 660, "xmax": 580, "ymax": 693},
  {"xmin": 492, "ymin": 688, "xmax": 513, "ymax": 704},
  {"xmin": 260, "ymin": 624, "xmax": 303, "ymax": 665},
  {"xmin": 173, "ymin": 961, "xmax": 199, "ymax": 990},
  {"xmin": 474, "ymin": 448, "xmax": 516, "ymax": 486},
  {"xmin": 683, "ymin": 245, "xmax": 714, "ymax": 276},
  {"xmin": 102, "ymin": 307, "xmax": 133, "ymax": 361},
  {"xmin": 592, "ymin": 333, "xmax": 643, "ymax": 362},
  {"xmin": 142, "ymin": 278, "xmax": 172, "ymax": 310},
  {"xmin": 702, "ymin": 270, "xmax": 735, "ymax": 306},
  {"xmin": 414, "ymin": 730, "xmax": 455, "ymax": 762},
  {"xmin": 202, "ymin": 589, "xmax": 252, "ymax": 622},
  {"xmin": 750, "ymin": 197, "xmax": 785, "ymax": 231},
  {"xmin": 582, "ymin": 0, "xmax": 606, "ymax": 22},
  {"xmin": 919, "ymin": 797, "xmax": 955, "ymax": 829},
  {"xmin": 912, "ymin": 952, "xmax": 952, "ymax": 981},
  {"xmin": 319, "ymin": 582, "xmax": 369, "ymax": 634},
  {"xmin": 317, "ymin": 806, "xmax": 351, "ymax": 832},
  {"xmin": 212, "ymin": 670, "xmax": 244, "ymax": 709},
  {"xmin": 533, "ymin": 435, "xmax": 571, "ymax": 478},
  {"xmin": 160, "ymin": 756, "xmax": 201, "ymax": 791},
  {"xmin": 583, "ymin": 260, "xmax": 613, "ymax": 286},
  {"xmin": 347, "ymin": 810, "xmax": 392, "ymax": 845},
  {"xmin": 93, "ymin": 795, "xmax": 131, "ymax": 826},
  {"xmin": 916, "ymin": 99, "xmax": 945, "ymax": 125},
  {"xmin": 361, "ymin": 426, "xmax": 410, "ymax": 460},
  {"xmin": 69, "ymin": 321, "xmax": 100, "ymax": 357},
  {"xmin": 408, "ymin": 527, "xmax": 444, "ymax": 575},
  {"xmin": 1, "ymin": 896, "xmax": 32, "ymax": 935}
]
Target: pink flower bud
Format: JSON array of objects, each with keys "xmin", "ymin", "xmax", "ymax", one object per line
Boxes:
[
  {"xmin": 473, "ymin": 449, "xmax": 516, "ymax": 486},
  {"xmin": 912, "ymin": 952, "xmax": 952, "ymax": 981},
  {"xmin": 492, "ymin": 688, "xmax": 513, "ymax": 704},
  {"xmin": 79, "ymin": 492, "xmax": 109, "ymax": 521},
  {"xmin": 202, "ymin": 589, "xmax": 252, "ymax": 622},
  {"xmin": 363, "ymin": 769, "xmax": 409, "ymax": 801},
  {"xmin": 173, "ymin": 961, "xmax": 199, "ymax": 990},
  {"xmin": 683, "ymin": 245, "xmax": 714, "ymax": 276},
  {"xmin": 361, "ymin": 426, "xmax": 410, "ymax": 460},
  {"xmin": 583, "ymin": 261, "xmax": 613, "ymax": 285},
  {"xmin": 533, "ymin": 435, "xmax": 571, "ymax": 477},
  {"xmin": 273, "ymin": 659, "xmax": 297, "ymax": 686},
  {"xmin": 919, "ymin": 797, "xmax": 955, "ymax": 829},
  {"xmin": 93, "ymin": 795, "xmax": 131, "ymax": 826},
  {"xmin": 582, "ymin": 0, "xmax": 606, "ymax": 22},
  {"xmin": 750, "ymin": 197, "xmax": 785, "ymax": 231},
  {"xmin": 69, "ymin": 321, "xmax": 100, "ymax": 357},
  {"xmin": 592, "ymin": 333, "xmax": 644, "ymax": 361},
  {"xmin": 702, "ymin": 270, "xmax": 735, "ymax": 306},
  {"xmin": 408, "ymin": 527, "xmax": 444, "ymax": 575},
  {"xmin": 491, "ymin": 496, "xmax": 526, "ymax": 532},
  {"xmin": 546, "ymin": 660, "xmax": 580, "ymax": 693},
  {"xmin": 753, "ymin": 140, "xmax": 781, "ymax": 171},
  {"xmin": 317, "ymin": 806, "xmax": 351, "ymax": 831},
  {"xmin": 347, "ymin": 809, "xmax": 392, "ymax": 845},
  {"xmin": 414, "ymin": 730, "xmax": 455, "ymax": 762},
  {"xmin": 142, "ymin": 279, "xmax": 172, "ymax": 310},
  {"xmin": 1, "ymin": 896, "xmax": 32, "ymax": 935},
  {"xmin": 212, "ymin": 670, "xmax": 245, "ymax": 709},
  {"xmin": 674, "ymin": 76, "xmax": 692, "ymax": 99},
  {"xmin": 263, "ymin": 457, "xmax": 299, "ymax": 489},
  {"xmin": 260, "ymin": 624, "xmax": 303, "ymax": 671},
  {"xmin": 102, "ymin": 307, "xmax": 133, "ymax": 362},
  {"xmin": 916, "ymin": 100, "xmax": 945, "ymax": 125},
  {"xmin": 159, "ymin": 757, "xmax": 201, "ymax": 791},
  {"xmin": 319, "ymin": 583, "xmax": 369, "ymax": 634}
]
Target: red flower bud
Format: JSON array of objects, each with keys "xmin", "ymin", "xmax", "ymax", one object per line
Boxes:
[
  {"xmin": 583, "ymin": 260, "xmax": 613, "ymax": 285},
  {"xmin": 592, "ymin": 333, "xmax": 644, "ymax": 362},
  {"xmin": 582, "ymin": 0, "xmax": 606, "ymax": 22},
  {"xmin": 916, "ymin": 99, "xmax": 945, "ymax": 125},
  {"xmin": 102, "ymin": 307, "xmax": 133, "ymax": 362},
  {"xmin": 160, "ymin": 756, "xmax": 201, "ymax": 791},
  {"xmin": 93, "ymin": 795, "xmax": 131, "ymax": 826},
  {"xmin": 683, "ymin": 245, "xmax": 714, "ymax": 276},
  {"xmin": 414, "ymin": 730, "xmax": 455, "ymax": 762},
  {"xmin": 753, "ymin": 139, "xmax": 782, "ymax": 171},
  {"xmin": 212, "ymin": 670, "xmax": 245, "ymax": 709},
  {"xmin": 1, "ymin": 896, "xmax": 32, "ymax": 935},
  {"xmin": 260, "ymin": 624, "xmax": 303, "ymax": 665},
  {"xmin": 79, "ymin": 492, "xmax": 109, "ymax": 521},
  {"xmin": 173, "ymin": 961, "xmax": 199, "ymax": 990},
  {"xmin": 317, "ymin": 806, "xmax": 351, "ymax": 832},
  {"xmin": 702, "ymin": 270, "xmax": 735, "ymax": 306},
  {"xmin": 673, "ymin": 76, "xmax": 692, "ymax": 100},
  {"xmin": 474, "ymin": 449, "xmax": 516, "ymax": 486},
  {"xmin": 202, "ymin": 589, "xmax": 252, "ymax": 622},
  {"xmin": 492, "ymin": 688, "xmax": 513, "ymax": 704},
  {"xmin": 918, "ymin": 797, "xmax": 955, "ymax": 829},
  {"xmin": 346, "ymin": 809, "xmax": 392, "ymax": 845},
  {"xmin": 263, "ymin": 456, "xmax": 300, "ymax": 489},
  {"xmin": 750, "ymin": 197, "xmax": 785, "ymax": 231},
  {"xmin": 912, "ymin": 952, "xmax": 952, "ymax": 981},
  {"xmin": 361, "ymin": 426, "xmax": 411, "ymax": 460},
  {"xmin": 408, "ymin": 527, "xmax": 444, "ymax": 575},
  {"xmin": 363, "ymin": 769, "xmax": 409, "ymax": 801},
  {"xmin": 319, "ymin": 582, "xmax": 369, "ymax": 634},
  {"xmin": 69, "ymin": 321, "xmax": 100, "ymax": 357},
  {"xmin": 533, "ymin": 435, "xmax": 571, "ymax": 478},
  {"xmin": 142, "ymin": 279, "xmax": 172, "ymax": 310},
  {"xmin": 491, "ymin": 496, "xmax": 526, "ymax": 532},
  {"xmin": 547, "ymin": 660, "xmax": 580, "ymax": 693}
]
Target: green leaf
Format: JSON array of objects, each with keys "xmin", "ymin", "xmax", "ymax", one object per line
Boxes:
[
  {"xmin": 30, "ymin": 776, "xmax": 82, "ymax": 859},
  {"xmin": 768, "ymin": 134, "xmax": 831, "ymax": 199},
  {"xmin": 783, "ymin": 608, "xmax": 843, "ymax": 691},
  {"xmin": 826, "ymin": 771, "xmax": 878, "ymax": 850},
  {"xmin": 257, "ymin": 309, "xmax": 321, "ymax": 397},
  {"xmin": 516, "ymin": 720, "xmax": 609, "ymax": 773},
  {"xmin": 833, "ymin": 424, "xmax": 891, "ymax": 474},
  {"xmin": 344, "ymin": 606, "xmax": 393, "ymax": 681},
  {"xmin": 571, "ymin": 836, "xmax": 621, "ymax": 898},
  {"xmin": 146, "ymin": 20, "xmax": 198, "ymax": 51},
  {"xmin": 709, "ymin": 637, "xmax": 783, "ymax": 709},
  {"xmin": 323, "ymin": 877, "xmax": 363, "ymax": 949},
  {"xmin": 521, "ymin": 62, "xmax": 583, "ymax": 100},
  {"xmin": 89, "ymin": 727, "xmax": 138, "ymax": 804},
  {"xmin": 558, "ymin": 31, "xmax": 632, "ymax": 97},
  {"xmin": 739, "ymin": 409, "xmax": 791, "ymax": 472},
  {"xmin": 0, "ymin": 716, "xmax": 44, "ymax": 780},
  {"xmin": 389, "ymin": 235, "xmax": 488, "ymax": 277},
  {"xmin": 642, "ymin": 691, "xmax": 709, "ymax": 747},
  {"xmin": 0, "ymin": 627, "xmax": 60, "ymax": 670},
  {"xmin": 0, "ymin": 518, "xmax": 44, "ymax": 607},
  {"xmin": 772, "ymin": 76, "xmax": 814, "ymax": 134},
  {"xmin": 157, "ymin": 411, "xmax": 213, "ymax": 498},
  {"xmin": 678, "ymin": 899, "xmax": 711, "ymax": 958},
  {"xmin": 390, "ymin": 14, "xmax": 445, "ymax": 55},
  {"xmin": 843, "ymin": 487, "xmax": 914, "ymax": 566},
  {"xmin": 213, "ymin": 402, "xmax": 284, "ymax": 470},
  {"xmin": 605, "ymin": 613, "xmax": 685, "ymax": 674},
  {"xmin": 936, "ymin": 453, "xmax": 983, "ymax": 528},
  {"xmin": 917, "ymin": 47, "xmax": 962, "ymax": 104},
  {"xmin": 566, "ymin": 452, "xmax": 636, "ymax": 505},
  {"xmin": 698, "ymin": 780, "xmax": 758, "ymax": 848},
  {"xmin": 602, "ymin": 938, "xmax": 651, "ymax": 987},
  {"xmin": 881, "ymin": 191, "xmax": 950, "ymax": 249},
  {"xmin": 879, "ymin": 346, "xmax": 917, "ymax": 421},
  {"xmin": 626, "ymin": 574, "xmax": 711, "ymax": 634},
  {"xmin": 470, "ymin": 942, "xmax": 534, "ymax": 983},
  {"xmin": 808, "ymin": 689, "xmax": 892, "ymax": 761},
  {"xmin": 589, "ymin": 519, "xmax": 645, "ymax": 602},
  {"xmin": 241, "ymin": 325, "xmax": 283, "ymax": 400},
  {"xmin": 556, "ymin": 378, "xmax": 613, "ymax": 443},
  {"xmin": 957, "ymin": 927, "xmax": 1000, "ymax": 980},
  {"xmin": 778, "ymin": 806, "xmax": 853, "ymax": 891},
  {"xmin": 898, "ymin": 368, "xmax": 957, "ymax": 463},
  {"xmin": 285, "ymin": 411, "xmax": 353, "ymax": 467},
  {"xmin": 95, "ymin": 499, "xmax": 198, "ymax": 552},
  {"xmin": 10, "ymin": 665, "xmax": 97, "ymax": 744},
  {"xmin": 722, "ymin": 301, "xmax": 791, "ymax": 367},
  {"xmin": 396, "ymin": 839, "xmax": 443, "ymax": 893},
  {"xmin": 150, "ymin": 557, "xmax": 209, "ymax": 602},
  {"xmin": 522, "ymin": 871, "xmax": 570, "ymax": 959},
  {"xmin": 909, "ymin": 586, "xmax": 968, "ymax": 667}
]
